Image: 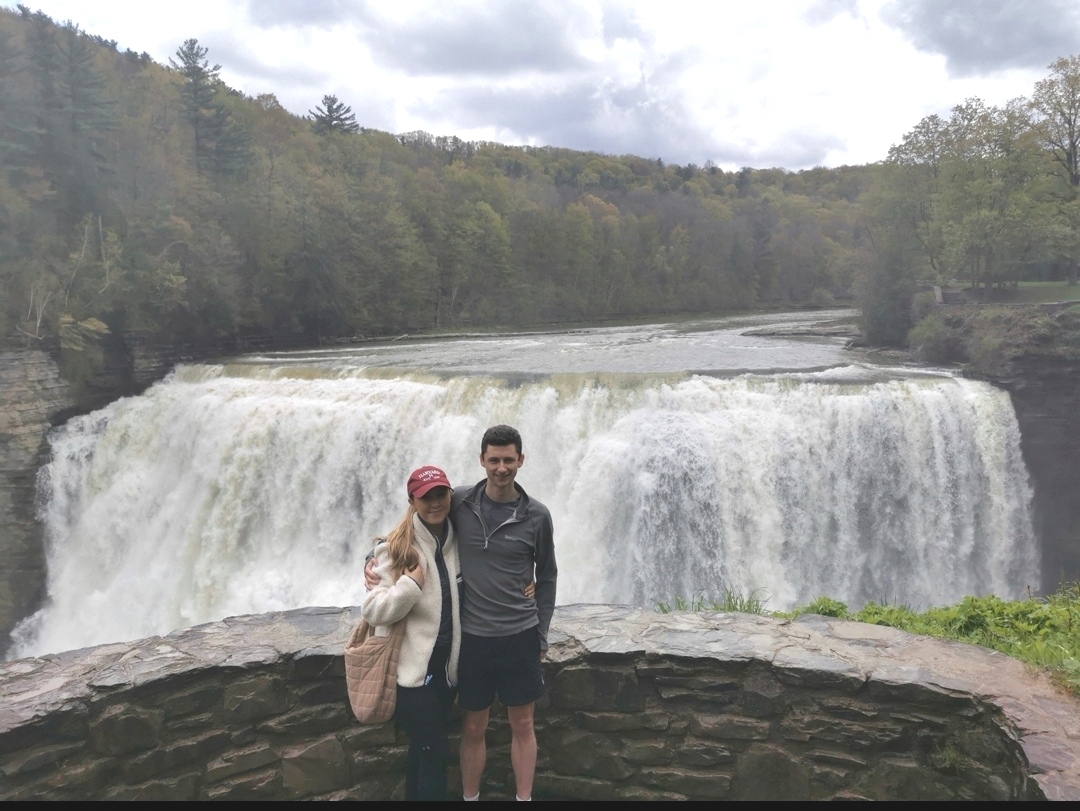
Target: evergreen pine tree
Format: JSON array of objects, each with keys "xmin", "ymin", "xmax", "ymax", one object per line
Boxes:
[
  {"xmin": 309, "ymin": 94, "xmax": 359, "ymax": 135},
  {"xmin": 55, "ymin": 23, "xmax": 115, "ymax": 221},
  {"xmin": 170, "ymin": 39, "xmax": 248, "ymax": 177},
  {"xmin": 0, "ymin": 28, "xmax": 35, "ymax": 172}
]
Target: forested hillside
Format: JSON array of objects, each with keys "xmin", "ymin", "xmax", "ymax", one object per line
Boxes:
[{"xmin": 1, "ymin": 6, "xmax": 1079, "ymax": 355}]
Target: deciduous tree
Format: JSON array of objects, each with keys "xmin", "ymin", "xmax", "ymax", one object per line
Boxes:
[{"xmin": 1031, "ymin": 55, "xmax": 1080, "ymax": 284}]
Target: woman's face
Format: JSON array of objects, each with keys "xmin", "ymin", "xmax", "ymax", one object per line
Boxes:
[{"xmin": 410, "ymin": 486, "xmax": 451, "ymax": 527}]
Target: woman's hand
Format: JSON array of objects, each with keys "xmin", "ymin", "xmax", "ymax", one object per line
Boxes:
[
  {"xmin": 364, "ymin": 557, "xmax": 380, "ymax": 590},
  {"xmin": 404, "ymin": 562, "xmax": 425, "ymax": 588},
  {"xmin": 524, "ymin": 581, "xmax": 535, "ymax": 599}
]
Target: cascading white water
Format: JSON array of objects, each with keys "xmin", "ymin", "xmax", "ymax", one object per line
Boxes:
[{"xmin": 11, "ymin": 363, "xmax": 1038, "ymax": 657}]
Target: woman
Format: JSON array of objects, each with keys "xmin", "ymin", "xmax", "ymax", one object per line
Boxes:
[{"xmin": 362, "ymin": 465, "xmax": 461, "ymax": 801}]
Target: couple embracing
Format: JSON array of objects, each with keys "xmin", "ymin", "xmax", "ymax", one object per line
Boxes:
[{"xmin": 361, "ymin": 424, "xmax": 557, "ymax": 801}]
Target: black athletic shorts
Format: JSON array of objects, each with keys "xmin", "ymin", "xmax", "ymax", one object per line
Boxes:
[{"xmin": 457, "ymin": 627, "xmax": 546, "ymax": 711}]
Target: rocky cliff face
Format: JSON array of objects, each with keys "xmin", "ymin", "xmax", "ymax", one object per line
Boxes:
[
  {"xmin": 0, "ymin": 334, "xmax": 294, "ymax": 649},
  {"xmin": 919, "ymin": 305, "xmax": 1080, "ymax": 590},
  {"xmin": 0, "ymin": 350, "xmax": 73, "ymax": 648},
  {"xmin": 0, "ymin": 336, "xmax": 212, "ymax": 649},
  {"xmin": 986, "ymin": 359, "xmax": 1080, "ymax": 592}
]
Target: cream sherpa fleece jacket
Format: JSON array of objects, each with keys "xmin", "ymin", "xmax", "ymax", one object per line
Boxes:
[{"xmin": 360, "ymin": 515, "xmax": 461, "ymax": 688}]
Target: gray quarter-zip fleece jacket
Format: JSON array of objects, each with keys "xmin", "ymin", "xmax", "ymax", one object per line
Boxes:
[{"xmin": 451, "ymin": 480, "xmax": 557, "ymax": 648}]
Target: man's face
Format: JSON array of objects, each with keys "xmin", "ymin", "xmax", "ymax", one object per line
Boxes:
[{"xmin": 481, "ymin": 443, "xmax": 524, "ymax": 489}]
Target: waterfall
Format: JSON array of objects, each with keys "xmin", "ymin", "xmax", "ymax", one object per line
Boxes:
[{"xmin": 11, "ymin": 363, "xmax": 1038, "ymax": 657}]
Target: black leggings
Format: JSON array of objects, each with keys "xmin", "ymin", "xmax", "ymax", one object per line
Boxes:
[{"xmin": 395, "ymin": 645, "xmax": 456, "ymax": 801}]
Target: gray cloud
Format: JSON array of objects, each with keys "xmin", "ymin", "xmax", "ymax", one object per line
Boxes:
[
  {"xmin": 804, "ymin": 0, "xmax": 859, "ymax": 26},
  {"xmin": 210, "ymin": 33, "xmax": 330, "ymax": 88},
  {"xmin": 245, "ymin": 0, "xmax": 360, "ymax": 28},
  {"xmin": 360, "ymin": 1, "xmax": 589, "ymax": 76},
  {"xmin": 412, "ymin": 56, "xmax": 731, "ymax": 167},
  {"xmin": 881, "ymin": 0, "xmax": 1080, "ymax": 76},
  {"xmin": 715, "ymin": 130, "xmax": 848, "ymax": 170},
  {"xmin": 227, "ymin": 1, "xmax": 849, "ymax": 168},
  {"xmin": 599, "ymin": 1, "xmax": 647, "ymax": 46},
  {"xmin": 200, "ymin": 2, "xmax": 851, "ymax": 169}
]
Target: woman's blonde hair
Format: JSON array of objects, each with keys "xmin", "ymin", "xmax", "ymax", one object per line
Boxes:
[{"xmin": 384, "ymin": 503, "xmax": 420, "ymax": 577}]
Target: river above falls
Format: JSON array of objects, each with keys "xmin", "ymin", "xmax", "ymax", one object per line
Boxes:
[{"xmin": 226, "ymin": 309, "xmax": 870, "ymax": 376}]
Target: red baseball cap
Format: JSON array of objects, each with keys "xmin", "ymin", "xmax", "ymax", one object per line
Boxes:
[{"xmin": 407, "ymin": 465, "xmax": 451, "ymax": 498}]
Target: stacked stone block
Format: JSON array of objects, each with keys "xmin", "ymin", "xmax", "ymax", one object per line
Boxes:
[{"xmin": 3, "ymin": 605, "xmax": 1077, "ymax": 800}]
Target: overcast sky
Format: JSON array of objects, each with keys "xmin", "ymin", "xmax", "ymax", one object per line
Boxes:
[{"xmin": 7, "ymin": 0, "xmax": 1080, "ymax": 170}]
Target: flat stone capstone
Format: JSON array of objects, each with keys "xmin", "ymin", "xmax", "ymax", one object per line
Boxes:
[{"xmin": 1, "ymin": 605, "xmax": 1078, "ymax": 800}]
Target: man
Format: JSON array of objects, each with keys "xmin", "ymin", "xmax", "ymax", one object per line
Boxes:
[
  {"xmin": 452, "ymin": 424, "xmax": 556, "ymax": 802},
  {"xmin": 366, "ymin": 424, "xmax": 557, "ymax": 801}
]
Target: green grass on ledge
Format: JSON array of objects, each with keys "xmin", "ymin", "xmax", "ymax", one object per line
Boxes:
[
  {"xmin": 948, "ymin": 280, "xmax": 1080, "ymax": 304},
  {"xmin": 657, "ymin": 584, "xmax": 1080, "ymax": 696}
]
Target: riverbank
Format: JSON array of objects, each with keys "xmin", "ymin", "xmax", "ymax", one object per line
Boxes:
[{"xmin": 908, "ymin": 305, "xmax": 1080, "ymax": 376}]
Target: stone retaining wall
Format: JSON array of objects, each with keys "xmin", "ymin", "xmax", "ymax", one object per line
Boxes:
[{"xmin": 1, "ymin": 605, "xmax": 1078, "ymax": 800}]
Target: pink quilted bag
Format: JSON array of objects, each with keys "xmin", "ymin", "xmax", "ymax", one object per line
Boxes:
[{"xmin": 344, "ymin": 618, "xmax": 405, "ymax": 724}]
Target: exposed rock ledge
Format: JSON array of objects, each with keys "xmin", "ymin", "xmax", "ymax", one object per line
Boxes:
[
  {"xmin": 740, "ymin": 324, "xmax": 861, "ymax": 338},
  {"xmin": 1, "ymin": 605, "xmax": 1077, "ymax": 801}
]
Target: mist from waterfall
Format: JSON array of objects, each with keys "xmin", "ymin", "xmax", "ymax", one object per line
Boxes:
[{"xmin": 11, "ymin": 363, "xmax": 1038, "ymax": 657}]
